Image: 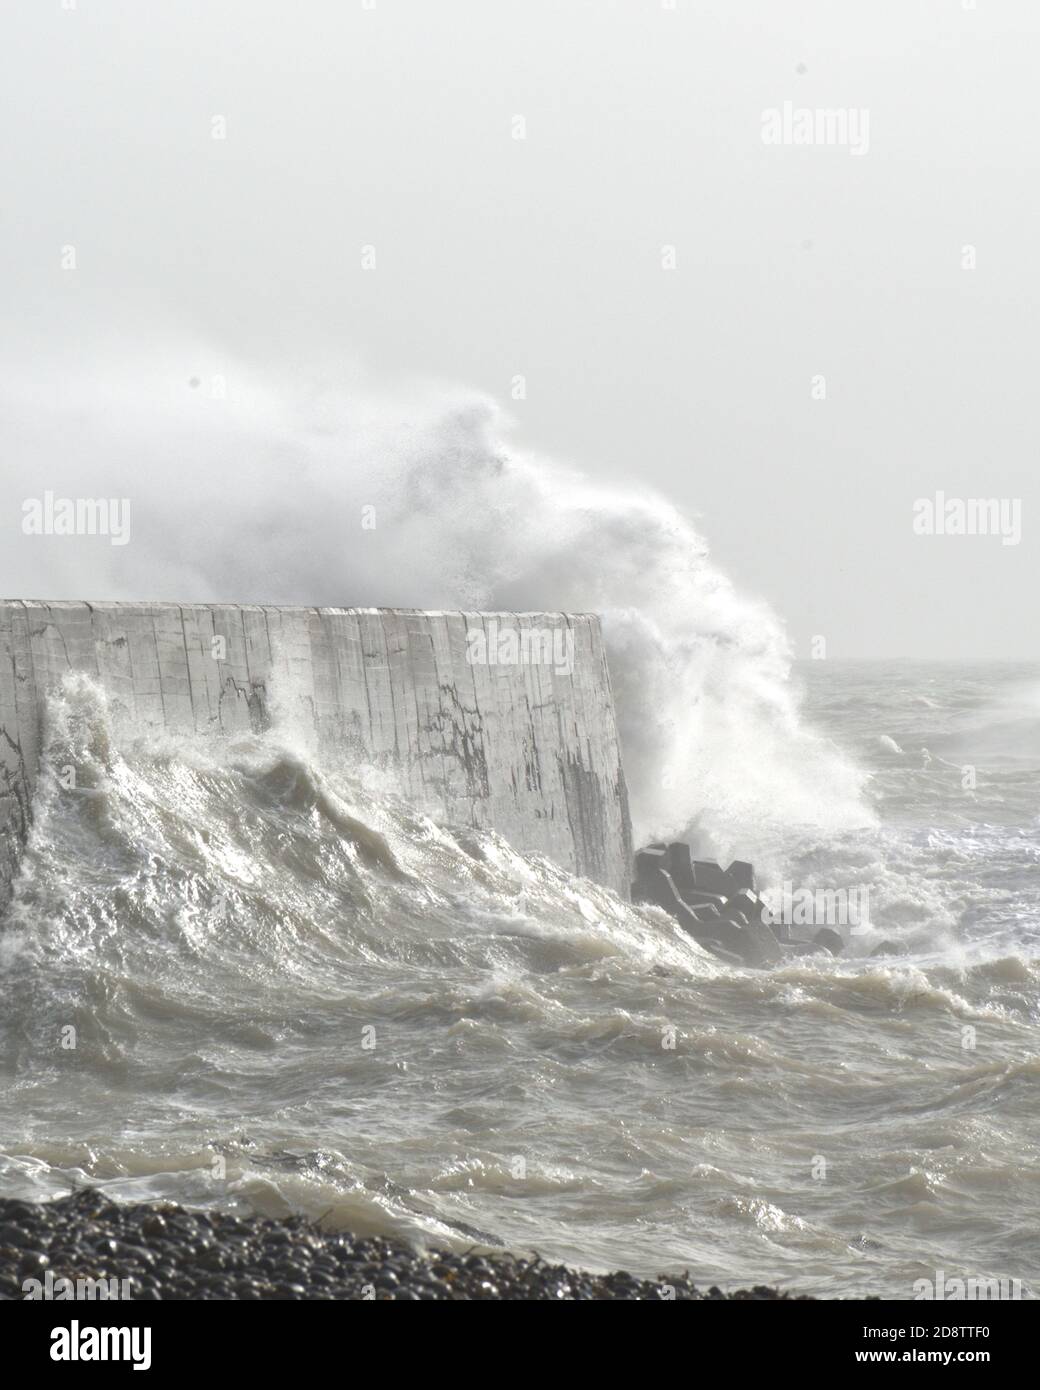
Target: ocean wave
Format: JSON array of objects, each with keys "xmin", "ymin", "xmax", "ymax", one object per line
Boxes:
[{"xmin": 1, "ymin": 654, "xmax": 1038, "ymax": 1295}]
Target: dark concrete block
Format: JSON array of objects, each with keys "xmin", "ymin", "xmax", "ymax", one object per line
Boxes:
[
  {"xmin": 665, "ymin": 841, "xmax": 698, "ymax": 899},
  {"xmin": 812, "ymin": 927, "xmax": 845, "ymax": 956},
  {"xmin": 692, "ymin": 860, "xmax": 731, "ymax": 896},
  {"xmin": 632, "ymin": 847, "xmax": 669, "ymax": 902},
  {"xmin": 724, "ymin": 860, "xmax": 757, "ymax": 894},
  {"xmin": 632, "ymin": 844, "xmax": 782, "ymax": 969},
  {"xmin": 684, "ymin": 888, "xmax": 729, "ymax": 910},
  {"xmin": 722, "ymin": 888, "xmax": 770, "ymax": 925},
  {"xmin": 635, "ymin": 845, "xmax": 668, "ymax": 868},
  {"xmin": 766, "ymin": 914, "xmax": 792, "ymax": 944},
  {"xmin": 736, "ymin": 920, "xmax": 784, "ymax": 968}
]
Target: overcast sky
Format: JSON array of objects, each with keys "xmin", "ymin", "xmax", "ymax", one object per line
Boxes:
[{"xmin": 1, "ymin": 0, "xmax": 1036, "ymax": 658}]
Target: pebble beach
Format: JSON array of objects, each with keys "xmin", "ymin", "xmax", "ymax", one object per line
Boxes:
[{"xmin": 2, "ymin": 1192, "xmax": 809, "ymax": 1302}]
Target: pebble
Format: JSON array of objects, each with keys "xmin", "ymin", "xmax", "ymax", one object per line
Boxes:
[{"xmin": 0, "ymin": 1193, "xmax": 811, "ymax": 1301}]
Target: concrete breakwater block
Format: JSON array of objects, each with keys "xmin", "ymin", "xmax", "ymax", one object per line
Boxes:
[
  {"xmin": 632, "ymin": 841, "xmax": 843, "ymax": 969},
  {"xmin": 636, "ymin": 842, "xmax": 751, "ymax": 909},
  {"xmin": 811, "ymin": 928, "xmax": 845, "ymax": 957},
  {"xmin": 870, "ymin": 938, "xmax": 909, "ymax": 958},
  {"xmin": 721, "ymin": 888, "xmax": 770, "ymax": 925},
  {"xmin": 636, "ymin": 868, "xmax": 781, "ymax": 969},
  {"xmin": 723, "ymin": 860, "xmax": 756, "ymax": 894}
]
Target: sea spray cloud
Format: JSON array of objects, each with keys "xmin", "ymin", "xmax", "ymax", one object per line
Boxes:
[{"xmin": 0, "ymin": 349, "xmax": 870, "ymax": 859}]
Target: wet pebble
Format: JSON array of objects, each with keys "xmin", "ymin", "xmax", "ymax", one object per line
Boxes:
[{"xmin": 0, "ymin": 1194, "xmax": 811, "ymax": 1301}]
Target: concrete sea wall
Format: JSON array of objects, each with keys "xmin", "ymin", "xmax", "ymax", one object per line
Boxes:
[{"xmin": 0, "ymin": 602, "xmax": 633, "ymax": 906}]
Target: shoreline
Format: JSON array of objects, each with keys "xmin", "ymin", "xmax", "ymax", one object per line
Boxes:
[{"xmin": 1, "ymin": 1191, "xmax": 814, "ymax": 1302}]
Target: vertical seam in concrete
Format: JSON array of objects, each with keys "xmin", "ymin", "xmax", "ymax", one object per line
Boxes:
[
  {"xmin": 358, "ymin": 621, "xmax": 375, "ymax": 750},
  {"xmin": 263, "ymin": 606, "xmax": 277, "ymax": 726},
  {"xmin": 379, "ymin": 615, "xmax": 400, "ymax": 761},
  {"xmin": 178, "ymin": 606, "xmax": 198, "ymax": 731},
  {"xmin": 238, "ymin": 607, "xmax": 253, "ymax": 723},
  {"xmin": 22, "ymin": 602, "xmax": 42, "ymax": 765},
  {"xmin": 408, "ymin": 626, "xmax": 429, "ymax": 796},
  {"xmin": 150, "ymin": 612, "xmax": 169, "ymax": 727}
]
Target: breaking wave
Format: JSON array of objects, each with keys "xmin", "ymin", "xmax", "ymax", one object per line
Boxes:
[
  {"xmin": 0, "ymin": 352, "xmax": 869, "ymax": 859},
  {"xmin": 2, "ymin": 352, "xmax": 1037, "ymax": 1296},
  {"xmin": 0, "ymin": 674, "xmax": 1036, "ymax": 1296}
]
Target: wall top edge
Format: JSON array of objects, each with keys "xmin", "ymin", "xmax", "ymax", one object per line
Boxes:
[{"xmin": 1, "ymin": 601, "xmax": 601, "ymax": 622}]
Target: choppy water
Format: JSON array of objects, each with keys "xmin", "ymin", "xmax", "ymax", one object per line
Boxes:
[{"xmin": 1, "ymin": 661, "xmax": 1038, "ymax": 1298}]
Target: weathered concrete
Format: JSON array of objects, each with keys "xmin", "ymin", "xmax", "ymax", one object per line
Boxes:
[{"xmin": 0, "ymin": 603, "xmax": 633, "ymax": 906}]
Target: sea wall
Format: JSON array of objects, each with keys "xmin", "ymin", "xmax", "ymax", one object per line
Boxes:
[{"xmin": 0, "ymin": 602, "xmax": 632, "ymax": 906}]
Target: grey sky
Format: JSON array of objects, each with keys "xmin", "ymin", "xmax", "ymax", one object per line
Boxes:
[{"xmin": 1, "ymin": 0, "xmax": 1036, "ymax": 657}]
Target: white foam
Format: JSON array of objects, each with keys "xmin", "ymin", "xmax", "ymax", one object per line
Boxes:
[{"xmin": 1, "ymin": 351, "xmax": 871, "ymax": 857}]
